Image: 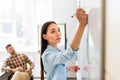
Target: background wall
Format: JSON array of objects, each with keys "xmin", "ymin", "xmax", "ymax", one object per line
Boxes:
[
  {"xmin": 53, "ymin": 0, "xmax": 77, "ymax": 45},
  {"xmin": 105, "ymin": 0, "xmax": 120, "ymax": 80}
]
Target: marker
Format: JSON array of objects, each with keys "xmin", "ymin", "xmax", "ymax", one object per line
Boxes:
[
  {"xmin": 78, "ymin": 1, "xmax": 81, "ymax": 7},
  {"xmin": 71, "ymin": 13, "xmax": 76, "ymax": 18},
  {"xmin": 71, "ymin": 5, "xmax": 86, "ymax": 18},
  {"xmin": 71, "ymin": 1, "xmax": 81, "ymax": 18}
]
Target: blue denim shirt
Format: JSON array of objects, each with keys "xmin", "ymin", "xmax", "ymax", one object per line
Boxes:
[{"xmin": 42, "ymin": 45, "xmax": 79, "ymax": 80}]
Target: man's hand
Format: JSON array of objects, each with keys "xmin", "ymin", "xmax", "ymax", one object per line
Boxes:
[
  {"xmin": 10, "ymin": 67, "xmax": 23, "ymax": 72},
  {"xmin": 25, "ymin": 63, "xmax": 32, "ymax": 74},
  {"xmin": 15, "ymin": 67, "xmax": 23, "ymax": 71},
  {"xmin": 25, "ymin": 69, "xmax": 32, "ymax": 74}
]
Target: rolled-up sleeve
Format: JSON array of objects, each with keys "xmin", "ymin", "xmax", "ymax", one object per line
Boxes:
[
  {"xmin": 1, "ymin": 59, "xmax": 9, "ymax": 72},
  {"xmin": 42, "ymin": 45, "xmax": 79, "ymax": 67},
  {"xmin": 23, "ymin": 54, "xmax": 34, "ymax": 69},
  {"xmin": 63, "ymin": 45, "xmax": 79, "ymax": 60}
]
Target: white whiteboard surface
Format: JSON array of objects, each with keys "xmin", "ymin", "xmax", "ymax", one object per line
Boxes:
[{"xmin": 88, "ymin": 8, "xmax": 102, "ymax": 50}]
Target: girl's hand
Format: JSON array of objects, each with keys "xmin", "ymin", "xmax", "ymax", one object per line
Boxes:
[{"xmin": 76, "ymin": 8, "xmax": 88, "ymax": 27}]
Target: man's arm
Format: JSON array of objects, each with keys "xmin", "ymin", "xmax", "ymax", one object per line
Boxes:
[
  {"xmin": 1, "ymin": 59, "xmax": 9, "ymax": 72},
  {"xmin": 23, "ymin": 54, "xmax": 34, "ymax": 74},
  {"xmin": 9, "ymin": 67, "xmax": 23, "ymax": 73}
]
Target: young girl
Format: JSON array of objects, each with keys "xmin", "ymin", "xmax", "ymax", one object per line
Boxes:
[{"xmin": 40, "ymin": 8, "xmax": 88, "ymax": 80}]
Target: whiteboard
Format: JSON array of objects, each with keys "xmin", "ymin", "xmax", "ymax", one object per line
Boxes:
[
  {"xmin": 77, "ymin": 0, "xmax": 102, "ymax": 80},
  {"xmin": 88, "ymin": 8, "xmax": 102, "ymax": 50}
]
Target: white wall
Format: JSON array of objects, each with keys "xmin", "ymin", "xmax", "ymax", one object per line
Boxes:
[
  {"xmin": 105, "ymin": 0, "xmax": 120, "ymax": 80},
  {"xmin": 53, "ymin": 0, "xmax": 77, "ymax": 45}
]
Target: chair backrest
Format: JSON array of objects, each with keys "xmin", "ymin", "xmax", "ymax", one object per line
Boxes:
[{"xmin": 30, "ymin": 75, "xmax": 33, "ymax": 80}]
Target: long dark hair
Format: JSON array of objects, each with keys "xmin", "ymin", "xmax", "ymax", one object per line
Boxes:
[{"xmin": 40, "ymin": 21, "xmax": 56, "ymax": 80}]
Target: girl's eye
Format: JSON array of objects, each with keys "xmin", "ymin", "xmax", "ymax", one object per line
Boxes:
[
  {"xmin": 51, "ymin": 30, "xmax": 55, "ymax": 33},
  {"xmin": 58, "ymin": 28, "xmax": 61, "ymax": 32},
  {"xmin": 58, "ymin": 29, "xmax": 60, "ymax": 32}
]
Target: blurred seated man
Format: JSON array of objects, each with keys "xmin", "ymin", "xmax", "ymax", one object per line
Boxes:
[{"xmin": 1, "ymin": 44, "xmax": 34, "ymax": 80}]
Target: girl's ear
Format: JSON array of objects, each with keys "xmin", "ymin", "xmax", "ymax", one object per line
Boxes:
[{"xmin": 43, "ymin": 34, "xmax": 47, "ymax": 40}]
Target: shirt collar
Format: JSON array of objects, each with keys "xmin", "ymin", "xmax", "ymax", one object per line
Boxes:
[{"xmin": 47, "ymin": 45, "xmax": 61, "ymax": 52}]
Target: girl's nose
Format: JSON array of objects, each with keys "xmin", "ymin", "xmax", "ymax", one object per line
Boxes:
[{"xmin": 56, "ymin": 31, "xmax": 61, "ymax": 36}]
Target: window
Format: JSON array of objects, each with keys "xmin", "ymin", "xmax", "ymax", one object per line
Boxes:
[{"xmin": 0, "ymin": 0, "xmax": 53, "ymax": 52}]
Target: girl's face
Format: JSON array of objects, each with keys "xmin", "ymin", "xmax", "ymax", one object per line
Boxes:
[{"xmin": 43, "ymin": 23, "xmax": 61, "ymax": 47}]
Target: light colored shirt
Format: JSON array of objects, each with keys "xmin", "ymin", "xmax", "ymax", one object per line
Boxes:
[{"xmin": 42, "ymin": 45, "xmax": 79, "ymax": 80}]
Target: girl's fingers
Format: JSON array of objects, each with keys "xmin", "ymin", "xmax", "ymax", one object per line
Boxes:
[{"xmin": 77, "ymin": 8, "xmax": 86, "ymax": 14}]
